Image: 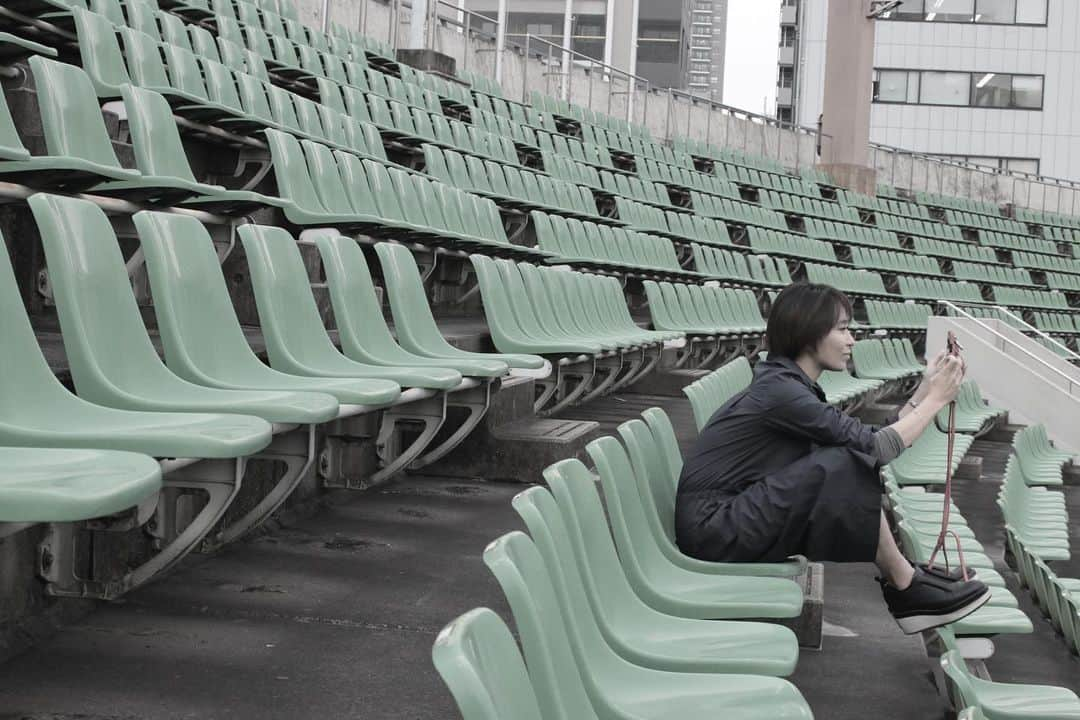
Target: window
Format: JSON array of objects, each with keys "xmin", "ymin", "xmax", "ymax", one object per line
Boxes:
[
  {"xmin": 883, "ymin": 0, "xmax": 1047, "ymax": 23},
  {"xmin": 925, "ymin": 0, "xmax": 974, "ymax": 22},
  {"xmin": 921, "ymin": 71, "xmax": 970, "ymax": 105},
  {"xmin": 972, "ymin": 72, "xmax": 1010, "ymax": 106},
  {"xmin": 975, "ymin": 0, "xmax": 1014, "ymax": 22},
  {"xmin": 874, "ymin": 69, "xmax": 1044, "ymax": 108},
  {"xmin": 778, "ymin": 66, "xmax": 794, "ymax": 89},
  {"xmin": 891, "ymin": 0, "xmax": 928, "ymax": 19},
  {"xmin": 525, "ymin": 23, "xmax": 555, "ymax": 36},
  {"xmin": 636, "ymin": 39, "xmax": 678, "ymax": 63},
  {"xmin": 691, "ymin": 49, "xmax": 709, "ymax": 60},
  {"xmin": 1015, "ymin": 0, "xmax": 1047, "ymax": 23},
  {"xmin": 780, "ymin": 26, "xmax": 796, "ymax": 47},
  {"xmin": 1011, "ymin": 75, "xmax": 1043, "ymax": 108},
  {"xmin": 876, "ymin": 70, "xmax": 910, "ymax": 102},
  {"xmin": 778, "ymin": 107, "xmax": 793, "ymax": 123},
  {"xmin": 1006, "ymin": 158, "xmax": 1040, "ymax": 174}
]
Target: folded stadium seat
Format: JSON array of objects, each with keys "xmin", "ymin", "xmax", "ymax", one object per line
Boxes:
[
  {"xmin": 544, "ymin": 457, "xmax": 804, "ymax": 621},
  {"xmin": 852, "ymin": 338, "xmax": 921, "ymax": 382},
  {"xmin": 0, "ymin": 446, "xmax": 162, "ymax": 527},
  {"xmin": 0, "ymin": 57, "xmax": 143, "ymax": 190},
  {"xmin": 484, "ymin": 531, "xmax": 813, "ymax": 720},
  {"xmin": 511, "ymin": 485, "xmax": 801, "ymax": 676},
  {"xmin": 620, "ymin": 410, "xmax": 808, "ymax": 584},
  {"xmin": 691, "ymin": 244, "xmax": 783, "ymax": 288},
  {"xmin": 471, "ymin": 255, "xmax": 654, "ymax": 412},
  {"xmin": 935, "ymin": 380, "xmax": 1006, "ymax": 435},
  {"xmin": 1013, "ymin": 425, "xmax": 1074, "ymax": 485},
  {"xmin": 817, "ymin": 369, "xmax": 883, "ymax": 407},
  {"xmin": 999, "ymin": 459, "xmax": 1069, "ymax": 559},
  {"xmin": 432, "ymin": 608, "xmax": 552, "ymax": 720},
  {"xmin": 940, "ymin": 650, "xmax": 1080, "ymax": 718},
  {"xmin": 882, "ymin": 424, "xmax": 973, "ymax": 486}
]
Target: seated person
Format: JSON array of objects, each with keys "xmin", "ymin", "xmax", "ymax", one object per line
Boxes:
[{"xmin": 676, "ymin": 282, "xmax": 989, "ymax": 634}]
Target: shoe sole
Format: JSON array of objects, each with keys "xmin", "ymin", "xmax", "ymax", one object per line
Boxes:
[{"xmin": 895, "ymin": 589, "xmax": 993, "ymax": 635}]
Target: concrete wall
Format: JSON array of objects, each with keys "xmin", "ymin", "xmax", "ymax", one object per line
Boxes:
[{"xmin": 302, "ymin": 0, "xmax": 1079, "ymax": 212}]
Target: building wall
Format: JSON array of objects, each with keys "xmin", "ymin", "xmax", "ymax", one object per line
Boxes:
[{"xmin": 791, "ymin": 0, "xmax": 1080, "ymax": 181}]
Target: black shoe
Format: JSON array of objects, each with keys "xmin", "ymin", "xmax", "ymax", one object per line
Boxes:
[
  {"xmin": 880, "ymin": 567, "xmax": 992, "ymax": 635},
  {"xmin": 916, "ymin": 562, "xmax": 976, "ymax": 582}
]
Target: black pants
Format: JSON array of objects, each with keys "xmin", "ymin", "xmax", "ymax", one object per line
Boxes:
[{"xmin": 677, "ymin": 446, "xmax": 883, "ymax": 564}]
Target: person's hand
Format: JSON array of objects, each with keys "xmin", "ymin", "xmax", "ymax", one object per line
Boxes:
[
  {"xmin": 922, "ymin": 350, "xmax": 948, "ymax": 383},
  {"xmin": 926, "ymin": 355, "xmax": 964, "ymax": 406}
]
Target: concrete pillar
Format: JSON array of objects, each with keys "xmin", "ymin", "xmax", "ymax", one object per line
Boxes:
[
  {"xmin": 818, "ymin": 0, "xmax": 876, "ymax": 194},
  {"xmin": 608, "ymin": 0, "xmax": 636, "ymax": 75}
]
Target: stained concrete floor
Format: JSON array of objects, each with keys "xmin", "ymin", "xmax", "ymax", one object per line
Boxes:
[{"xmin": 1, "ymin": 394, "xmax": 1079, "ymax": 720}]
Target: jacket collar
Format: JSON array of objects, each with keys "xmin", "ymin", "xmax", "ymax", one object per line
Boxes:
[{"xmin": 756, "ymin": 355, "xmax": 827, "ymax": 402}]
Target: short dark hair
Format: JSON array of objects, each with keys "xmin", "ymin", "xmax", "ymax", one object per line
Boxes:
[{"xmin": 765, "ymin": 283, "xmax": 853, "ymax": 359}]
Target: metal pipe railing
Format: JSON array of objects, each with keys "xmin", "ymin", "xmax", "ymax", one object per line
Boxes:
[{"xmin": 938, "ymin": 301, "xmax": 1080, "ymax": 395}]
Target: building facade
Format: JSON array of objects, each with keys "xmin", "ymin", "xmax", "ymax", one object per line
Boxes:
[
  {"xmin": 466, "ymin": 0, "xmax": 724, "ymax": 98},
  {"xmin": 687, "ymin": 0, "xmax": 727, "ymax": 101},
  {"xmin": 779, "ymin": 0, "xmax": 1080, "ymax": 179}
]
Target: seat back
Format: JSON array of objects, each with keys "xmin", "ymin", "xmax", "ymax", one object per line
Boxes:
[
  {"xmin": 0, "ymin": 229, "xmax": 77, "ymax": 412},
  {"xmin": 617, "ymin": 417, "xmax": 678, "ymax": 542},
  {"xmin": 28, "ymin": 193, "xmax": 182, "ymax": 407},
  {"xmin": 73, "ymin": 7, "xmax": 131, "ymax": 97},
  {"xmin": 265, "ymin": 128, "xmax": 328, "ymax": 214},
  {"xmin": 0, "ymin": 82, "xmax": 30, "ymax": 160},
  {"xmin": 121, "ymin": 85, "xmax": 198, "ymax": 181},
  {"xmin": 238, "ymin": 224, "xmax": 342, "ymax": 368},
  {"xmin": 641, "ymin": 407, "xmax": 684, "ymax": 496},
  {"xmin": 939, "ymin": 650, "xmax": 979, "ymax": 712},
  {"xmin": 431, "ymin": 608, "xmax": 545, "ymax": 720},
  {"xmin": 28, "ymin": 56, "xmax": 125, "ymax": 168},
  {"xmin": 314, "ymin": 236, "xmax": 413, "ymax": 363},
  {"xmin": 482, "ymin": 531, "xmax": 601, "ymax": 720},
  {"xmin": 132, "ymin": 211, "xmax": 267, "ymax": 383}
]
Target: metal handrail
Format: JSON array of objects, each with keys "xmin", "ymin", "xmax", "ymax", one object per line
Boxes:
[
  {"xmin": 987, "ymin": 304, "xmax": 1080, "ymax": 361},
  {"xmin": 665, "ymin": 87, "xmax": 820, "ymax": 138},
  {"xmin": 938, "ymin": 301, "xmax": 1080, "ymax": 395},
  {"xmin": 521, "ymin": 33, "xmax": 650, "ymax": 123}
]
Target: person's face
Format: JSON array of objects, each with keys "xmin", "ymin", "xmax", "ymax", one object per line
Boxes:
[{"xmin": 811, "ymin": 309, "xmax": 855, "ymax": 372}]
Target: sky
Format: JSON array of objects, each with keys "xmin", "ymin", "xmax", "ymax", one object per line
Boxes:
[{"xmin": 722, "ymin": 0, "xmax": 782, "ymax": 116}]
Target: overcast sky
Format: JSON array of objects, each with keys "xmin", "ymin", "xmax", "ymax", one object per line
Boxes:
[{"xmin": 722, "ymin": 0, "xmax": 782, "ymax": 115}]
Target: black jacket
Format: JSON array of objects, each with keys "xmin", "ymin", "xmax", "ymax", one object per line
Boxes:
[{"xmin": 678, "ymin": 357, "xmax": 880, "ymax": 503}]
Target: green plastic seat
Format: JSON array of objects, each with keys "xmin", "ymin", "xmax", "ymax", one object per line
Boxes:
[
  {"xmin": 27, "ymin": 194, "xmax": 338, "ymax": 425},
  {"xmin": 106, "ymin": 84, "xmax": 284, "ymax": 213},
  {"xmin": 0, "ymin": 229, "xmax": 270, "ymax": 459},
  {"xmin": 0, "ymin": 446, "xmax": 162, "ymax": 523},
  {"xmin": 431, "ymin": 607, "xmax": 547, "ymax": 720},
  {"xmin": 239, "ymin": 225, "xmax": 463, "ymax": 390},
  {"xmin": 133, "ymin": 211, "xmax": 401, "ymax": 407},
  {"xmin": 0, "ymin": 56, "xmax": 142, "ymax": 191},
  {"xmin": 470, "ymin": 254, "xmax": 599, "ymax": 356},
  {"xmin": 619, "ymin": 413, "xmax": 806, "ymax": 578},
  {"xmin": 315, "ymin": 236, "xmax": 507, "ymax": 378},
  {"xmin": 513, "ymin": 485, "xmax": 800, "ymax": 676},
  {"xmin": 373, "ymin": 244, "xmax": 545, "ymax": 371},
  {"xmin": 581, "ymin": 440, "xmax": 804, "ymax": 618},
  {"xmin": 484, "ymin": 531, "xmax": 813, "ymax": 720},
  {"xmin": 941, "ymin": 650, "xmax": 1080, "ymax": 719}
]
